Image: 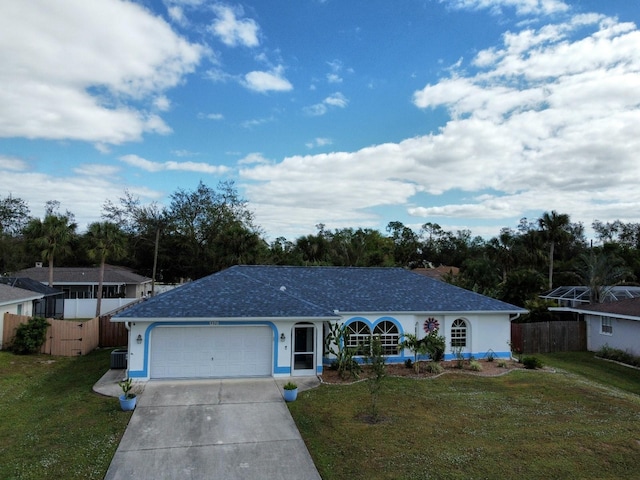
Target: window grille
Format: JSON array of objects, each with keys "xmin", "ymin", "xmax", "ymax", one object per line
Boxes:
[
  {"xmin": 373, "ymin": 320, "xmax": 399, "ymax": 355},
  {"xmin": 450, "ymin": 318, "xmax": 467, "ymax": 348}
]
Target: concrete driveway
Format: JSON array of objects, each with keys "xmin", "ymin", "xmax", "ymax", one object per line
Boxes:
[{"xmin": 104, "ymin": 378, "xmax": 322, "ymax": 480}]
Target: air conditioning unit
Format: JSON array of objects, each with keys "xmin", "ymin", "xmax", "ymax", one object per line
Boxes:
[
  {"xmin": 35, "ymin": 262, "xmax": 43, "ymax": 268},
  {"xmin": 110, "ymin": 349, "xmax": 128, "ymax": 369}
]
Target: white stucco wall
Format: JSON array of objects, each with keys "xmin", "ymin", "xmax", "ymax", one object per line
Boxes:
[
  {"xmin": 122, "ymin": 319, "xmax": 326, "ymax": 380},
  {"xmin": 325, "ymin": 312, "xmax": 513, "ymax": 365},
  {"xmin": 586, "ymin": 314, "xmax": 640, "ymax": 356},
  {"xmin": 118, "ymin": 310, "xmax": 514, "ymax": 379}
]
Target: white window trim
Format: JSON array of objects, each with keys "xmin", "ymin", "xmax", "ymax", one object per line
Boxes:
[
  {"xmin": 346, "ymin": 321, "xmax": 371, "ymax": 355},
  {"xmin": 600, "ymin": 316, "xmax": 613, "ymax": 336},
  {"xmin": 373, "ymin": 320, "xmax": 399, "ymax": 356},
  {"xmin": 451, "ymin": 318, "xmax": 468, "ymax": 348}
]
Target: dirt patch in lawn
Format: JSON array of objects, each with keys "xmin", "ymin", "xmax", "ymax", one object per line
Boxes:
[{"xmin": 320, "ymin": 359, "xmax": 530, "ymax": 384}]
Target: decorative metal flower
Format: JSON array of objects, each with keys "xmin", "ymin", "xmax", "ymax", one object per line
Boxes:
[{"xmin": 423, "ymin": 318, "xmax": 439, "ymax": 333}]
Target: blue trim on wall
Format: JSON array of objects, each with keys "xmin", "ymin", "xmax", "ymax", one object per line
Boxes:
[
  {"xmin": 325, "ymin": 316, "xmax": 409, "ymax": 362},
  {"xmin": 133, "ymin": 321, "xmax": 280, "ymax": 379},
  {"xmin": 320, "ymin": 351, "xmax": 512, "ymax": 367},
  {"xmin": 343, "ymin": 316, "xmax": 405, "ymax": 336},
  {"xmin": 444, "ymin": 351, "xmax": 511, "ymax": 361}
]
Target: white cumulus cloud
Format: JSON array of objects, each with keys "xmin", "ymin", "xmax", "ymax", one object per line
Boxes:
[
  {"xmin": 304, "ymin": 92, "xmax": 348, "ymax": 116},
  {"xmin": 441, "ymin": 0, "xmax": 569, "ymax": 16},
  {"xmin": 243, "ymin": 66, "xmax": 293, "ymax": 92},
  {"xmin": 210, "ymin": 4, "xmax": 260, "ymax": 47},
  {"xmin": 0, "ymin": 0, "xmax": 203, "ymax": 145},
  {"xmin": 242, "ymin": 13, "xmax": 640, "ymax": 236},
  {"xmin": 120, "ymin": 154, "xmax": 229, "ymax": 174}
]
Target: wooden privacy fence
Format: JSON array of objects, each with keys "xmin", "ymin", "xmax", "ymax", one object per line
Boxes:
[
  {"xmin": 511, "ymin": 320, "xmax": 586, "ymax": 354},
  {"xmin": 3, "ymin": 313, "xmax": 99, "ymax": 356},
  {"xmin": 97, "ymin": 297, "xmax": 145, "ymax": 347},
  {"xmin": 99, "ymin": 314, "xmax": 128, "ymax": 347}
]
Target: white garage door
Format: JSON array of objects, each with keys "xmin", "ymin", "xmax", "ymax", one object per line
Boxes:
[{"xmin": 150, "ymin": 326, "xmax": 273, "ymax": 379}]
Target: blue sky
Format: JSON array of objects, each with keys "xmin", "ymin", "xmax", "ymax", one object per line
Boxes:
[{"xmin": 1, "ymin": 0, "xmax": 639, "ymax": 241}]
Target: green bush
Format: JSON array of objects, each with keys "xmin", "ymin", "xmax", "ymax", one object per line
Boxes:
[
  {"xmin": 452, "ymin": 346, "xmax": 465, "ymax": 369},
  {"xmin": 425, "ymin": 332, "xmax": 446, "ymax": 362},
  {"xmin": 425, "ymin": 362, "xmax": 444, "ymax": 374},
  {"xmin": 522, "ymin": 356, "xmax": 543, "ymax": 370},
  {"xmin": 595, "ymin": 345, "xmax": 640, "ymax": 368},
  {"xmin": 11, "ymin": 317, "xmax": 50, "ymax": 354},
  {"xmin": 469, "ymin": 360, "xmax": 483, "ymax": 371}
]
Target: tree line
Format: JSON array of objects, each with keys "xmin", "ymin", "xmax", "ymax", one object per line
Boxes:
[{"xmin": 1, "ymin": 182, "xmax": 639, "ymax": 309}]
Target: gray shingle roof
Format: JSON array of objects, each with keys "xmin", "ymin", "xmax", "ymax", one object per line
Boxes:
[
  {"xmin": 14, "ymin": 266, "xmax": 151, "ymax": 285},
  {"xmin": 0, "ymin": 283, "xmax": 43, "ymax": 305},
  {"xmin": 573, "ymin": 297, "xmax": 640, "ymax": 319},
  {"xmin": 115, "ymin": 265, "xmax": 525, "ymax": 320},
  {"xmin": 0, "ymin": 277, "xmax": 63, "ymax": 296}
]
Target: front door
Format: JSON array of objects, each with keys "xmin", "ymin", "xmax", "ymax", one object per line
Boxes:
[{"xmin": 292, "ymin": 325, "xmax": 315, "ymax": 376}]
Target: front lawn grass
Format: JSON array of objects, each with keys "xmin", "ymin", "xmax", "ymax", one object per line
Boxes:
[
  {"xmin": 538, "ymin": 351, "xmax": 640, "ymax": 396},
  {"xmin": 0, "ymin": 349, "xmax": 131, "ymax": 480},
  {"xmin": 290, "ymin": 367, "xmax": 640, "ymax": 480}
]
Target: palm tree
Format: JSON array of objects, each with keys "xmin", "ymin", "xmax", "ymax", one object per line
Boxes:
[
  {"xmin": 538, "ymin": 211, "xmax": 570, "ymax": 290},
  {"xmin": 575, "ymin": 251, "xmax": 632, "ymax": 303},
  {"xmin": 24, "ymin": 213, "xmax": 77, "ymax": 286},
  {"xmin": 86, "ymin": 221, "xmax": 127, "ymax": 317}
]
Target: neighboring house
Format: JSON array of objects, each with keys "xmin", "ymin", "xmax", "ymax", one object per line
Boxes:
[
  {"xmin": 411, "ymin": 265, "xmax": 460, "ymax": 282},
  {"xmin": 14, "ymin": 265, "xmax": 152, "ymax": 299},
  {"xmin": 0, "ymin": 277, "xmax": 64, "ymax": 319},
  {"xmin": 555, "ymin": 297, "xmax": 640, "ymax": 356},
  {"xmin": 0, "ymin": 283, "xmax": 44, "ymax": 350},
  {"xmin": 541, "ymin": 285, "xmax": 640, "ymax": 308},
  {"xmin": 113, "ymin": 265, "xmax": 526, "ymax": 380}
]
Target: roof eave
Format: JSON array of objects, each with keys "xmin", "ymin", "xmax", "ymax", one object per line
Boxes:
[
  {"xmin": 0, "ymin": 294, "xmax": 45, "ymax": 306},
  {"xmin": 552, "ymin": 306, "xmax": 640, "ymax": 321},
  {"xmin": 335, "ymin": 309, "xmax": 528, "ymax": 316},
  {"xmin": 111, "ymin": 315, "xmax": 341, "ymax": 323}
]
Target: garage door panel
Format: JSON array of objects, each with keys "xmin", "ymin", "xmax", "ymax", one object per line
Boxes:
[{"xmin": 150, "ymin": 326, "xmax": 272, "ymax": 379}]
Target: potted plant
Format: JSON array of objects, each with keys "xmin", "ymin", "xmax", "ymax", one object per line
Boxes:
[
  {"xmin": 118, "ymin": 378, "xmax": 138, "ymax": 411},
  {"xmin": 282, "ymin": 381, "xmax": 298, "ymax": 402}
]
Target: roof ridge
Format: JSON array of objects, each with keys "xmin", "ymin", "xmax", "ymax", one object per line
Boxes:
[{"xmin": 230, "ymin": 265, "xmax": 336, "ymax": 315}]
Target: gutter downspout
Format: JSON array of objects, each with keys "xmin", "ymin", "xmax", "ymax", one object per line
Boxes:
[{"xmin": 124, "ymin": 321, "xmax": 131, "ymax": 378}]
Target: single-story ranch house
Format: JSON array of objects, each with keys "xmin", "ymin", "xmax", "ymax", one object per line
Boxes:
[
  {"xmin": 14, "ymin": 265, "xmax": 152, "ymax": 299},
  {"xmin": 0, "ymin": 283, "xmax": 44, "ymax": 350},
  {"xmin": 0, "ymin": 277, "xmax": 64, "ymax": 318},
  {"xmin": 556, "ymin": 297, "xmax": 640, "ymax": 357},
  {"xmin": 114, "ymin": 265, "xmax": 526, "ymax": 380}
]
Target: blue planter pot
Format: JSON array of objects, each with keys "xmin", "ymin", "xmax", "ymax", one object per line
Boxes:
[
  {"xmin": 283, "ymin": 388, "xmax": 298, "ymax": 402},
  {"xmin": 119, "ymin": 394, "xmax": 137, "ymax": 411}
]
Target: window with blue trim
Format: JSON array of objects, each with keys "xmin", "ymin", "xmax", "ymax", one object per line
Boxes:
[
  {"xmin": 346, "ymin": 321, "xmax": 370, "ymax": 355},
  {"xmin": 373, "ymin": 321, "xmax": 399, "ymax": 355},
  {"xmin": 346, "ymin": 320, "xmax": 399, "ymax": 356}
]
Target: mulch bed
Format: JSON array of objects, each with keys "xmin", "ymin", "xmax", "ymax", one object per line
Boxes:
[{"xmin": 320, "ymin": 359, "xmax": 527, "ymax": 384}]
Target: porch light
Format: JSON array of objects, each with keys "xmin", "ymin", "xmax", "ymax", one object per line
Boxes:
[
  {"xmin": 280, "ymin": 333, "xmax": 286, "ymax": 342},
  {"xmin": 136, "ymin": 334, "xmax": 143, "ymax": 344}
]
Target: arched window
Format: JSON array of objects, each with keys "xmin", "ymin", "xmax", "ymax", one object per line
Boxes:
[
  {"xmin": 373, "ymin": 321, "xmax": 399, "ymax": 355},
  {"xmin": 346, "ymin": 321, "xmax": 371, "ymax": 355},
  {"xmin": 450, "ymin": 318, "xmax": 468, "ymax": 348}
]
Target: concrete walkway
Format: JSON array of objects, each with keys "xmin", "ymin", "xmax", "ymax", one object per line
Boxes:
[{"xmin": 101, "ymin": 375, "xmax": 322, "ymax": 480}]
